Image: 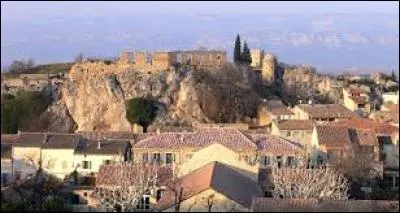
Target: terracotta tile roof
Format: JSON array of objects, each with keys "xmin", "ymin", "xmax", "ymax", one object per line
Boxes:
[
  {"xmin": 276, "ymin": 120, "xmax": 315, "ymax": 130},
  {"xmin": 247, "ymin": 134, "xmax": 303, "ymax": 154},
  {"xmin": 382, "ymin": 103, "xmax": 399, "ymax": 113},
  {"xmin": 349, "ymin": 129, "xmax": 378, "ymax": 146},
  {"xmin": 95, "ymin": 164, "xmax": 173, "ymax": 187},
  {"xmin": 297, "ymin": 104, "xmax": 357, "ymax": 119},
  {"xmin": 42, "ymin": 134, "xmax": 82, "ymax": 149},
  {"xmin": 134, "ymin": 129, "xmax": 257, "ymax": 151},
  {"xmin": 14, "ymin": 132, "xmax": 46, "ymax": 147},
  {"xmin": 269, "ymin": 107, "xmax": 294, "ymax": 115},
  {"xmin": 370, "ymin": 111, "xmax": 399, "ymax": 125},
  {"xmin": 1, "ymin": 134, "xmax": 19, "ymax": 143},
  {"xmin": 76, "ymin": 131, "xmax": 138, "ymax": 140},
  {"xmin": 349, "ymin": 96, "xmax": 367, "ymax": 104},
  {"xmin": 155, "ymin": 161, "xmax": 264, "ymax": 210},
  {"xmin": 251, "ymin": 198, "xmax": 399, "ymax": 212},
  {"xmin": 315, "ymin": 125, "xmax": 352, "ymax": 147},
  {"xmin": 334, "ymin": 118, "xmax": 398, "ymax": 135},
  {"xmin": 75, "ymin": 139, "xmax": 130, "ymax": 155}
]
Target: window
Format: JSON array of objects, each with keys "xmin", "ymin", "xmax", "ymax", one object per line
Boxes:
[
  {"xmin": 137, "ymin": 195, "xmax": 150, "ymax": 210},
  {"xmin": 82, "ymin": 161, "xmax": 91, "ymax": 169},
  {"xmin": 156, "ymin": 189, "xmax": 165, "ymax": 201},
  {"xmin": 103, "ymin": 160, "xmax": 112, "ymax": 165},
  {"xmin": 263, "ymin": 156, "xmax": 271, "ymax": 166},
  {"xmin": 142, "ymin": 153, "xmax": 149, "ymax": 163},
  {"xmin": 285, "ymin": 131, "xmax": 292, "ymax": 137},
  {"xmin": 328, "ymin": 118, "xmax": 334, "ymax": 122},
  {"xmin": 358, "ymin": 104, "xmax": 365, "ymax": 109},
  {"xmin": 277, "ymin": 156, "xmax": 283, "ymax": 168},
  {"xmin": 286, "ymin": 156, "xmax": 294, "ymax": 167},
  {"xmin": 152, "ymin": 153, "xmax": 162, "ymax": 164},
  {"xmin": 185, "ymin": 154, "xmax": 193, "ymax": 161},
  {"xmin": 165, "ymin": 153, "xmax": 173, "ymax": 165},
  {"xmin": 14, "ymin": 171, "xmax": 22, "ymax": 181}
]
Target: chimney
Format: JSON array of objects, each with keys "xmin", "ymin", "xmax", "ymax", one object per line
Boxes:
[{"xmin": 97, "ymin": 141, "xmax": 101, "ymax": 150}]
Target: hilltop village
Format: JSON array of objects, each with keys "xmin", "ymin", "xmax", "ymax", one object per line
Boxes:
[{"xmin": 1, "ymin": 43, "xmax": 399, "ymax": 211}]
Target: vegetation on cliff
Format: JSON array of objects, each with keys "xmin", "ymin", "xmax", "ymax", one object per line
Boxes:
[
  {"xmin": 125, "ymin": 97, "xmax": 158, "ymax": 131},
  {"xmin": 1, "ymin": 90, "xmax": 52, "ymax": 133}
]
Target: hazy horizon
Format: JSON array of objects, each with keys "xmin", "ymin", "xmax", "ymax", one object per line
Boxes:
[{"xmin": 1, "ymin": 1, "xmax": 399, "ymax": 74}]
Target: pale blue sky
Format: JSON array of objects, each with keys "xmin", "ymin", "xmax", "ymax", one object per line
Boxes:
[
  {"xmin": 2, "ymin": 1, "xmax": 398, "ymax": 19},
  {"xmin": 1, "ymin": 1, "xmax": 399, "ymax": 73}
]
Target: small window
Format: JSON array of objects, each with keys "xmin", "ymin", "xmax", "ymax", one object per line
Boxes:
[
  {"xmin": 142, "ymin": 153, "xmax": 149, "ymax": 163},
  {"xmin": 137, "ymin": 195, "xmax": 150, "ymax": 210},
  {"xmin": 286, "ymin": 156, "xmax": 294, "ymax": 167},
  {"xmin": 156, "ymin": 189, "xmax": 165, "ymax": 201},
  {"xmin": 185, "ymin": 154, "xmax": 193, "ymax": 161},
  {"xmin": 277, "ymin": 156, "xmax": 283, "ymax": 168},
  {"xmin": 82, "ymin": 161, "xmax": 91, "ymax": 169},
  {"xmin": 286, "ymin": 131, "xmax": 292, "ymax": 137},
  {"xmin": 152, "ymin": 153, "xmax": 162, "ymax": 164},
  {"xmin": 14, "ymin": 171, "xmax": 22, "ymax": 181},
  {"xmin": 263, "ymin": 156, "xmax": 271, "ymax": 166},
  {"xmin": 103, "ymin": 160, "xmax": 112, "ymax": 165},
  {"xmin": 165, "ymin": 153, "xmax": 173, "ymax": 165},
  {"xmin": 358, "ymin": 104, "xmax": 365, "ymax": 109}
]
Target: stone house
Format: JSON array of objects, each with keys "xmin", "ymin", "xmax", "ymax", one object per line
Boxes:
[
  {"xmin": 72, "ymin": 139, "xmax": 132, "ymax": 185},
  {"xmin": 155, "ymin": 161, "xmax": 263, "ymax": 212},
  {"xmin": 292, "ymin": 104, "xmax": 357, "ymax": 123},
  {"xmin": 342, "ymin": 87, "xmax": 371, "ymax": 116},
  {"xmin": 1, "ymin": 134, "xmax": 19, "ymax": 186},
  {"xmin": 311, "ymin": 125, "xmax": 354, "ymax": 163},
  {"xmin": 382, "ymin": 91, "xmax": 399, "ymax": 104},
  {"xmin": 270, "ymin": 120, "xmax": 315, "ymax": 152}
]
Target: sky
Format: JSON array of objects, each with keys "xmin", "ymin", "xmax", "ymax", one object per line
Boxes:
[{"xmin": 1, "ymin": 1, "xmax": 399, "ymax": 73}]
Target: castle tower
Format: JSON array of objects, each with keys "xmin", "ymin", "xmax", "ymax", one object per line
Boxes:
[
  {"xmin": 261, "ymin": 53, "xmax": 277, "ymax": 84},
  {"xmin": 250, "ymin": 49, "xmax": 264, "ymax": 69}
]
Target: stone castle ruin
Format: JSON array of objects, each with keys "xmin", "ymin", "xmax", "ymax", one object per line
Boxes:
[
  {"xmin": 250, "ymin": 49, "xmax": 278, "ymax": 85},
  {"xmin": 119, "ymin": 50, "xmax": 226, "ymax": 71}
]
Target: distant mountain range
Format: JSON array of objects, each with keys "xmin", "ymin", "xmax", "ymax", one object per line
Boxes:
[{"xmin": 1, "ymin": 13, "xmax": 398, "ymax": 74}]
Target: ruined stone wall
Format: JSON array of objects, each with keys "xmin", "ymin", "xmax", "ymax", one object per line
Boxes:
[
  {"xmin": 261, "ymin": 53, "xmax": 277, "ymax": 84},
  {"xmin": 250, "ymin": 49, "xmax": 264, "ymax": 69},
  {"xmin": 176, "ymin": 51, "xmax": 226, "ymax": 70}
]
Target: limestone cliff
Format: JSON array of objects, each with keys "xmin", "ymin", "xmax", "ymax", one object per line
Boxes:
[{"xmin": 55, "ymin": 61, "xmax": 263, "ymax": 132}]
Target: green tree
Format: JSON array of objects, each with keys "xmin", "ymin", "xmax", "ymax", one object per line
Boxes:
[
  {"xmin": 241, "ymin": 41, "xmax": 252, "ymax": 65},
  {"xmin": 234, "ymin": 34, "xmax": 241, "ymax": 64},
  {"xmin": 125, "ymin": 98, "xmax": 157, "ymax": 132}
]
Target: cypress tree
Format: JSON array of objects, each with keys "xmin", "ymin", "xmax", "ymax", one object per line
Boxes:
[
  {"xmin": 234, "ymin": 34, "xmax": 241, "ymax": 64},
  {"xmin": 241, "ymin": 41, "xmax": 252, "ymax": 65}
]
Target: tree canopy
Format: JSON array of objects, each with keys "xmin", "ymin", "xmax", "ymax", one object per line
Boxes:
[
  {"xmin": 234, "ymin": 34, "xmax": 241, "ymax": 64},
  {"xmin": 125, "ymin": 98, "xmax": 157, "ymax": 131}
]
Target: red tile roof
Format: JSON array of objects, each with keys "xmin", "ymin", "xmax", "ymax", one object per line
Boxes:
[
  {"xmin": 251, "ymin": 198, "xmax": 399, "ymax": 212},
  {"xmin": 1, "ymin": 134, "xmax": 19, "ymax": 143},
  {"xmin": 297, "ymin": 104, "xmax": 357, "ymax": 119},
  {"xmin": 382, "ymin": 103, "xmax": 399, "ymax": 113},
  {"xmin": 334, "ymin": 118, "xmax": 398, "ymax": 135},
  {"xmin": 315, "ymin": 125, "xmax": 352, "ymax": 147},
  {"xmin": 269, "ymin": 107, "xmax": 294, "ymax": 115},
  {"xmin": 276, "ymin": 120, "xmax": 315, "ymax": 130},
  {"xmin": 349, "ymin": 96, "xmax": 367, "ymax": 104},
  {"xmin": 348, "ymin": 129, "xmax": 378, "ymax": 146},
  {"xmin": 155, "ymin": 161, "xmax": 264, "ymax": 210},
  {"xmin": 95, "ymin": 164, "xmax": 173, "ymax": 187},
  {"xmin": 134, "ymin": 129, "xmax": 258, "ymax": 151},
  {"xmin": 247, "ymin": 134, "xmax": 303, "ymax": 154}
]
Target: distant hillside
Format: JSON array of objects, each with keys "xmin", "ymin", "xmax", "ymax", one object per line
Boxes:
[{"xmin": 21, "ymin": 62, "xmax": 74, "ymax": 74}]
